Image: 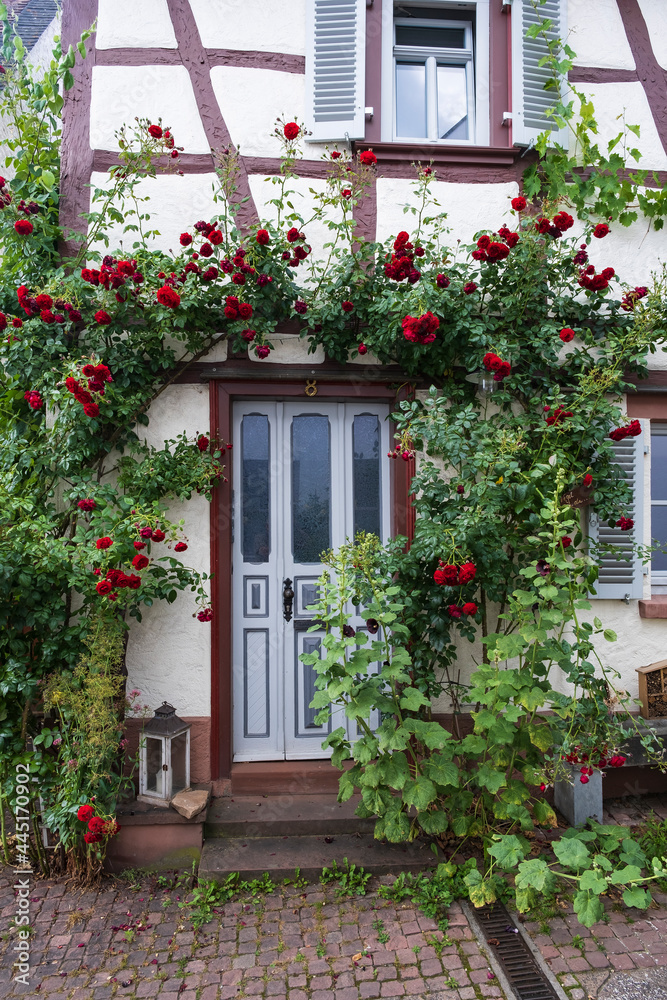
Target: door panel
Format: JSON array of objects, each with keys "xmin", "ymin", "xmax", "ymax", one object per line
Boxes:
[{"xmin": 232, "ymin": 399, "xmax": 390, "ymax": 761}]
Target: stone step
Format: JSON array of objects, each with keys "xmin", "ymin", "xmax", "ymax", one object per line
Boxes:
[
  {"xmin": 198, "ymin": 833, "xmax": 438, "ymax": 882},
  {"xmin": 230, "ymin": 760, "xmax": 348, "ymax": 795},
  {"xmin": 205, "ymin": 793, "xmax": 374, "ymax": 839}
]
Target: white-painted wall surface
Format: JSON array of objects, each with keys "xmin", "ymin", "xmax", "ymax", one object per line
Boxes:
[
  {"xmin": 124, "ymin": 384, "xmax": 212, "ymax": 717},
  {"xmin": 96, "ymin": 0, "xmax": 177, "ymax": 49},
  {"xmin": 568, "ymin": 0, "xmax": 635, "ymax": 69},
  {"xmin": 188, "ymin": 0, "xmax": 306, "ymax": 55},
  {"xmin": 636, "ymin": 0, "xmax": 667, "ymax": 72}
]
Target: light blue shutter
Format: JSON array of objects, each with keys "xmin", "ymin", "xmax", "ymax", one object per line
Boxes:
[
  {"xmin": 305, "ymin": 0, "xmax": 366, "ymax": 142},
  {"xmin": 511, "ymin": 0, "xmax": 568, "ymax": 148},
  {"xmin": 588, "ymin": 432, "xmax": 645, "ymax": 600}
]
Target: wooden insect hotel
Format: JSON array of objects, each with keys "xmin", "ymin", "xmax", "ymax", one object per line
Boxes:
[{"xmin": 636, "ymin": 659, "xmax": 667, "ymax": 719}]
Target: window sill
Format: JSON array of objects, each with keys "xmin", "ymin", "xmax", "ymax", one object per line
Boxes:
[
  {"xmin": 353, "ymin": 140, "xmax": 527, "ymax": 170},
  {"xmin": 638, "ymin": 597, "xmax": 667, "ymax": 619}
]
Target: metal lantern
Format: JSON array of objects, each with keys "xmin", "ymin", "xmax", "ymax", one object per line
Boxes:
[
  {"xmin": 464, "ymin": 370, "xmax": 499, "ymax": 395},
  {"xmin": 138, "ymin": 702, "xmax": 191, "ymax": 806}
]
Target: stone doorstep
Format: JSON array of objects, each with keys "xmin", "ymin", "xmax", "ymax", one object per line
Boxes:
[
  {"xmin": 116, "ymin": 785, "xmax": 212, "ymax": 826},
  {"xmin": 199, "ymin": 833, "xmax": 440, "ymax": 883},
  {"xmin": 205, "ymin": 792, "xmax": 375, "ymax": 839}
]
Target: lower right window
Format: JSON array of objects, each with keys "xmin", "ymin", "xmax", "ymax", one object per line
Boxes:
[{"xmin": 651, "ymin": 423, "xmax": 667, "ymax": 590}]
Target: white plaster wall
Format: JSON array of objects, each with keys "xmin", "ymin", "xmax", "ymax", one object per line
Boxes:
[
  {"xmin": 26, "ymin": 14, "xmax": 61, "ymax": 73},
  {"xmin": 573, "ymin": 82, "xmax": 667, "ymax": 173},
  {"xmin": 88, "ymin": 170, "xmax": 220, "ymax": 257},
  {"xmin": 375, "ymin": 178, "xmax": 520, "ymax": 248},
  {"xmin": 637, "ymin": 0, "xmax": 667, "ymax": 72},
  {"xmin": 124, "ymin": 384, "xmax": 213, "ymax": 717},
  {"xmin": 188, "ymin": 0, "xmax": 306, "ymax": 55},
  {"xmin": 568, "ymin": 0, "xmax": 635, "ymax": 69},
  {"xmin": 90, "ymin": 66, "xmax": 210, "ymax": 154},
  {"xmin": 96, "ymin": 0, "xmax": 177, "ymax": 49},
  {"xmin": 210, "ymin": 67, "xmax": 327, "ymax": 162}
]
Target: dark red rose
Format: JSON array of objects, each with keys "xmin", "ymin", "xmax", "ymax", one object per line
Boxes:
[
  {"xmin": 197, "ymin": 608, "xmax": 213, "ymax": 622},
  {"xmin": 463, "ymin": 282, "xmax": 477, "ymax": 294},
  {"xmin": 134, "ymin": 541, "xmax": 146, "ymax": 550},
  {"xmin": 561, "ymin": 536, "xmax": 572, "ymax": 548},
  {"xmin": 94, "ymin": 310, "xmax": 112, "ymax": 325},
  {"xmin": 77, "ymin": 804, "xmax": 94, "ymax": 822},
  {"xmin": 358, "ymin": 344, "xmax": 367, "ymax": 355},
  {"xmin": 209, "ymin": 230, "xmax": 223, "ymax": 246},
  {"xmin": 284, "ymin": 122, "xmax": 300, "ymax": 140},
  {"xmin": 151, "ymin": 529, "xmax": 166, "ymax": 542},
  {"xmin": 157, "ymin": 286, "xmax": 180, "ymax": 308},
  {"xmin": 511, "ymin": 196, "xmax": 527, "ymax": 211},
  {"xmin": 12, "ymin": 318, "xmax": 22, "ymax": 328},
  {"xmin": 294, "ymin": 300, "xmax": 308, "ymax": 314},
  {"xmin": 553, "ymin": 211, "xmax": 574, "ymax": 232},
  {"xmin": 331, "ymin": 150, "xmax": 341, "ymax": 159},
  {"xmin": 448, "ymin": 605, "xmax": 462, "ymax": 619},
  {"xmin": 179, "ymin": 233, "xmax": 192, "ymax": 246},
  {"xmin": 458, "ymin": 562, "xmax": 476, "ymax": 584},
  {"xmin": 255, "ymin": 345, "xmax": 270, "ymax": 359},
  {"xmin": 174, "ymin": 542, "xmax": 188, "ymax": 552},
  {"xmin": 199, "ymin": 242, "xmax": 213, "ymax": 258},
  {"xmin": 96, "ymin": 536, "xmax": 113, "ymax": 550},
  {"xmin": 583, "ymin": 474, "xmax": 593, "ymax": 488},
  {"xmin": 341, "ymin": 188, "xmax": 352, "ymax": 198},
  {"xmin": 341, "ymin": 300, "xmax": 354, "ymax": 312},
  {"xmin": 77, "ymin": 499, "xmax": 96, "ymax": 511},
  {"xmin": 436, "ymin": 273, "xmax": 450, "ymax": 288},
  {"xmin": 559, "ymin": 327, "xmax": 575, "ymax": 342},
  {"xmin": 402, "ymin": 311, "xmax": 439, "ymax": 344},
  {"xmin": 462, "ymin": 602, "xmax": 477, "ymax": 616},
  {"xmin": 132, "ymin": 554, "xmax": 149, "ymax": 570},
  {"xmin": 197, "ymin": 435, "xmax": 209, "ymax": 451},
  {"xmin": 96, "ymin": 580, "xmax": 113, "ymax": 595},
  {"xmin": 593, "ymin": 223, "xmax": 609, "ymax": 238},
  {"xmin": 83, "ymin": 402, "xmax": 100, "ymax": 418},
  {"xmin": 14, "ymin": 219, "xmax": 33, "ymax": 235},
  {"xmin": 616, "ymin": 517, "xmax": 633, "ymax": 531},
  {"xmin": 238, "ymin": 302, "xmax": 253, "ymax": 319},
  {"xmin": 148, "ymin": 124, "xmax": 163, "ymax": 138},
  {"xmin": 256, "ymin": 229, "xmax": 270, "ymax": 245},
  {"xmin": 359, "ymin": 150, "xmax": 377, "ymax": 166},
  {"xmin": 241, "ymin": 328, "xmax": 256, "ymax": 342}
]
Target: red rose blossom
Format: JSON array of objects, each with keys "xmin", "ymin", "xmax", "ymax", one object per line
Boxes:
[
  {"xmin": 458, "ymin": 562, "xmax": 477, "ymax": 584},
  {"xmin": 331, "ymin": 150, "xmax": 341, "ymax": 159},
  {"xmin": 283, "ymin": 121, "xmax": 300, "ymax": 140},
  {"xmin": 83, "ymin": 402, "xmax": 100, "ymax": 418},
  {"xmin": 156, "ymin": 285, "xmax": 180, "ymax": 308},
  {"xmin": 463, "ymin": 282, "xmax": 477, "ymax": 295},
  {"xmin": 197, "ymin": 608, "xmax": 213, "ymax": 622},
  {"xmin": 197, "ymin": 435, "xmax": 209, "ymax": 451},
  {"xmin": 341, "ymin": 300, "xmax": 354, "ymax": 312},
  {"xmin": 14, "ymin": 219, "xmax": 33, "ymax": 235},
  {"xmin": 84, "ymin": 831, "xmax": 102, "ymax": 844},
  {"xmin": 358, "ymin": 344, "xmax": 367, "ymax": 355},
  {"xmin": 96, "ymin": 537, "xmax": 113, "ymax": 550},
  {"xmin": 616, "ymin": 517, "xmax": 633, "ymax": 531},
  {"xmin": 255, "ymin": 345, "xmax": 270, "ymax": 359},
  {"xmin": 583, "ymin": 474, "xmax": 593, "ymax": 488},
  {"xmin": 179, "ymin": 233, "xmax": 192, "ymax": 246},
  {"xmin": 448, "ymin": 605, "xmax": 462, "ymax": 619},
  {"xmin": 148, "ymin": 124, "xmax": 163, "ymax": 138},
  {"xmin": 77, "ymin": 499, "xmax": 96, "ymax": 512},
  {"xmin": 341, "ymin": 188, "xmax": 352, "ymax": 198},
  {"xmin": 559, "ymin": 327, "xmax": 575, "ymax": 342},
  {"xmin": 462, "ymin": 602, "xmax": 478, "ymax": 616},
  {"xmin": 359, "ymin": 150, "xmax": 377, "ymax": 166},
  {"xmin": 96, "ymin": 580, "xmax": 113, "ymax": 595},
  {"xmin": 511, "ymin": 196, "xmax": 527, "ymax": 211},
  {"xmin": 436, "ymin": 274, "xmax": 450, "ymax": 288},
  {"xmin": 561, "ymin": 536, "xmax": 572, "ymax": 548},
  {"xmin": 151, "ymin": 529, "xmax": 166, "ymax": 542},
  {"xmin": 174, "ymin": 542, "xmax": 188, "ymax": 552},
  {"xmin": 593, "ymin": 223, "xmax": 609, "ymax": 238},
  {"xmin": 94, "ymin": 310, "xmax": 111, "ymax": 325},
  {"xmin": 238, "ymin": 302, "xmax": 253, "ymax": 319},
  {"xmin": 132, "ymin": 554, "xmax": 149, "ymax": 570},
  {"xmin": 77, "ymin": 804, "xmax": 95, "ymax": 822},
  {"xmin": 402, "ymin": 311, "xmax": 439, "ymax": 344},
  {"xmin": 256, "ymin": 229, "xmax": 270, "ymax": 245}
]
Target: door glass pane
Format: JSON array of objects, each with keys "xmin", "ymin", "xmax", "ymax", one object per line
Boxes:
[
  {"xmin": 437, "ymin": 64, "xmax": 468, "ymax": 139},
  {"xmin": 395, "ymin": 25, "xmax": 465, "ymax": 48},
  {"xmin": 652, "ymin": 507, "xmax": 667, "ymax": 571},
  {"xmin": 241, "ymin": 414, "xmax": 270, "ymax": 563},
  {"xmin": 353, "ymin": 415, "xmax": 381, "ymax": 538},
  {"xmin": 292, "ymin": 415, "xmax": 331, "ymax": 563},
  {"xmin": 396, "ymin": 62, "xmax": 427, "ymax": 138},
  {"xmin": 651, "ymin": 431, "xmax": 667, "ymax": 499}
]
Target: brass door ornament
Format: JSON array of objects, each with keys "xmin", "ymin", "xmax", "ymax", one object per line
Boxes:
[{"xmin": 305, "ymin": 379, "xmax": 317, "ymax": 396}]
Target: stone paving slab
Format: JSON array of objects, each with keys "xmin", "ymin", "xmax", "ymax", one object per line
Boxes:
[{"xmin": 0, "ymin": 869, "xmax": 506, "ymax": 999}]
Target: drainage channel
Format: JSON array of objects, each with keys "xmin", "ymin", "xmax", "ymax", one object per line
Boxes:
[{"xmin": 474, "ymin": 900, "xmax": 562, "ymax": 1000}]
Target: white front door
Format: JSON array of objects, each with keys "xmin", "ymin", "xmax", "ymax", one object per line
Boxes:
[{"xmin": 232, "ymin": 400, "xmax": 390, "ymax": 761}]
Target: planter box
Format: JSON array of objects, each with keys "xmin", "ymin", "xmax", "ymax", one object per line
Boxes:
[{"xmin": 553, "ymin": 764, "xmax": 603, "ymax": 827}]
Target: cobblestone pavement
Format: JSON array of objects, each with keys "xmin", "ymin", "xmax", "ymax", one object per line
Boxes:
[{"xmin": 0, "ymin": 871, "xmax": 506, "ymax": 1000}]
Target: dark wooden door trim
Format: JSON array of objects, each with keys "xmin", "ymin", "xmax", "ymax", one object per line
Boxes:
[{"xmin": 209, "ymin": 379, "xmax": 415, "ymax": 781}]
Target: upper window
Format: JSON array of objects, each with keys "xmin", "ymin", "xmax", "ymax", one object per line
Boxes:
[{"xmin": 393, "ymin": 7, "xmax": 474, "ymax": 142}]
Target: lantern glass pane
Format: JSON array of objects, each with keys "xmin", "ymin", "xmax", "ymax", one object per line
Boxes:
[
  {"xmin": 171, "ymin": 733, "xmax": 188, "ymax": 794},
  {"xmin": 145, "ymin": 736, "xmax": 163, "ymax": 797}
]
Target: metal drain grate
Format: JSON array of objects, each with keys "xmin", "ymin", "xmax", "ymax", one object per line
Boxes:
[{"xmin": 477, "ymin": 901, "xmax": 561, "ymax": 1000}]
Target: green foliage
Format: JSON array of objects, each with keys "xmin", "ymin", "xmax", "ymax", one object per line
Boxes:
[
  {"xmin": 319, "ymin": 857, "xmax": 372, "ymax": 898},
  {"xmin": 378, "ymin": 860, "xmax": 477, "ymax": 931},
  {"xmin": 180, "ymin": 871, "xmax": 278, "ymax": 931}
]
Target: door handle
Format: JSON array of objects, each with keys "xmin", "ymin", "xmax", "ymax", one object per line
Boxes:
[{"xmin": 282, "ymin": 578, "xmax": 294, "ymax": 622}]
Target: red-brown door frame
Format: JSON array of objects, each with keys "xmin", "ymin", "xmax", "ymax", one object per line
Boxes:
[{"xmin": 209, "ymin": 378, "xmax": 415, "ymax": 781}]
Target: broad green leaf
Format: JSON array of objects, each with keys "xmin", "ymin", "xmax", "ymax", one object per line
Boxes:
[
  {"xmin": 527, "ymin": 722, "xmax": 552, "ymax": 751},
  {"xmin": 418, "ymin": 810, "xmax": 449, "ymax": 835},
  {"xmin": 609, "ymin": 864, "xmax": 643, "ymax": 885},
  {"xmin": 465, "ymin": 869, "xmax": 498, "ymax": 907},
  {"xmin": 532, "ymin": 800, "xmax": 558, "ymax": 828},
  {"xmin": 573, "ymin": 889, "xmax": 604, "ymax": 927},
  {"xmin": 488, "ymin": 834, "xmax": 528, "ymax": 869},
  {"xmin": 578, "ymin": 869, "xmax": 607, "ymax": 894},
  {"xmin": 377, "ymin": 752, "xmax": 409, "ymax": 790},
  {"xmin": 622, "ymin": 886, "xmax": 651, "ymax": 909},
  {"xmin": 518, "ymin": 686, "xmax": 547, "ymax": 711},
  {"xmin": 516, "ymin": 858, "xmax": 551, "ymax": 892},
  {"xmin": 475, "ymin": 764, "xmax": 507, "ymax": 795},
  {"xmin": 402, "ymin": 776, "xmax": 437, "ymax": 812},
  {"xmin": 423, "ymin": 757, "xmax": 459, "ymax": 788},
  {"xmin": 553, "ymin": 837, "xmax": 591, "ymax": 870},
  {"xmin": 399, "ymin": 687, "xmax": 430, "ymax": 711},
  {"xmin": 619, "ymin": 839, "xmax": 647, "ymax": 868}
]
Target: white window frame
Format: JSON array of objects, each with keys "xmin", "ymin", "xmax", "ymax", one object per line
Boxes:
[
  {"xmin": 651, "ymin": 423, "xmax": 667, "ymax": 591},
  {"xmin": 381, "ymin": 0, "xmax": 490, "ymax": 146}
]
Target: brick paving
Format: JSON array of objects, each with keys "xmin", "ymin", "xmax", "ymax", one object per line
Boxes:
[{"xmin": 0, "ymin": 871, "xmax": 505, "ymax": 999}]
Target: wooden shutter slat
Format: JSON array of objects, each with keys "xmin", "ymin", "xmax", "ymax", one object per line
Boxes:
[
  {"xmin": 511, "ymin": 0, "xmax": 568, "ymax": 147},
  {"xmin": 306, "ymin": 0, "xmax": 366, "ymax": 141}
]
